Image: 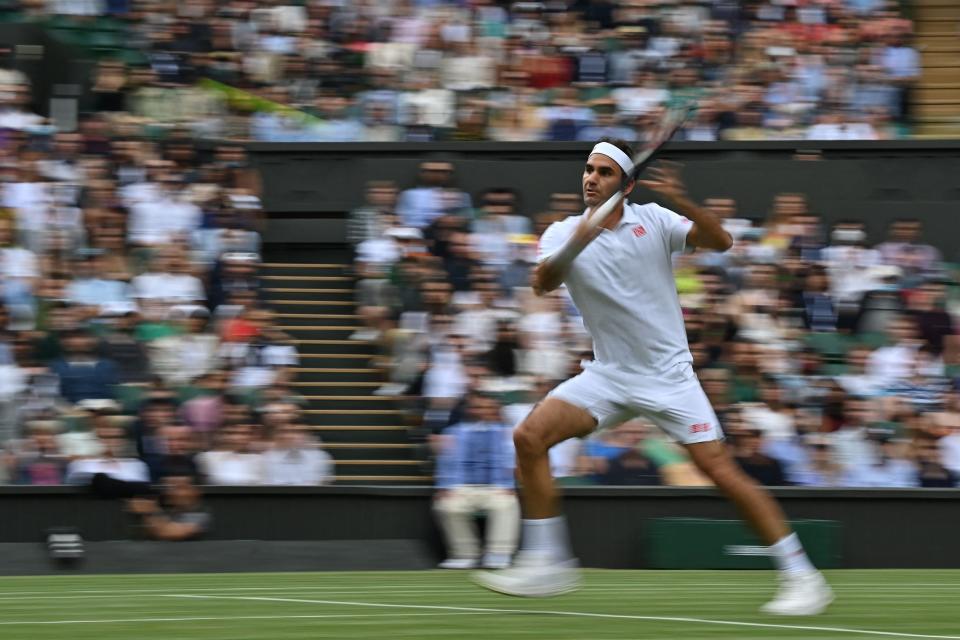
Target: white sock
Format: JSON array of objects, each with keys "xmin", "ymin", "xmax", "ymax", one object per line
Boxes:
[
  {"xmin": 769, "ymin": 533, "xmax": 816, "ymax": 576},
  {"xmin": 521, "ymin": 517, "xmax": 571, "ymax": 562}
]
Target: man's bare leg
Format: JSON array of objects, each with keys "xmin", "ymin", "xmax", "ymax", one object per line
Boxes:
[
  {"xmin": 686, "ymin": 440, "xmax": 833, "ymax": 615},
  {"xmin": 513, "ymin": 397, "xmax": 597, "ymax": 520},
  {"xmin": 472, "ymin": 397, "xmax": 595, "ymax": 597},
  {"xmin": 685, "ymin": 440, "xmax": 789, "ymax": 544}
]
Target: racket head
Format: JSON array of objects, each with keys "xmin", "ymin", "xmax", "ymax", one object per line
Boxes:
[{"xmin": 626, "ymin": 102, "xmax": 696, "ymax": 183}]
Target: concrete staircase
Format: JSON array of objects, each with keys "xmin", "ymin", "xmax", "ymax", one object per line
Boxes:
[
  {"xmin": 914, "ymin": 0, "xmax": 960, "ymax": 137},
  {"xmin": 260, "ymin": 255, "xmax": 431, "ymax": 485}
]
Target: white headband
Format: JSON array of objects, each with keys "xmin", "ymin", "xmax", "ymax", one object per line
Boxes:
[{"xmin": 590, "ymin": 142, "xmax": 634, "ymax": 175}]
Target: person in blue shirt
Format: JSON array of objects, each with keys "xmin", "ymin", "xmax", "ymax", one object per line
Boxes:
[{"xmin": 433, "ymin": 392, "xmax": 519, "ymax": 570}]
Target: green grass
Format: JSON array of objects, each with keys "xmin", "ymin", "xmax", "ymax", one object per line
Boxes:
[{"xmin": 0, "ymin": 570, "xmax": 958, "ymax": 639}]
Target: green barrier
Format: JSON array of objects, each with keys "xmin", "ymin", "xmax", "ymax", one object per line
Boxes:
[{"xmin": 646, "ymin": 518, "xmax": 841, "ymax": 569}]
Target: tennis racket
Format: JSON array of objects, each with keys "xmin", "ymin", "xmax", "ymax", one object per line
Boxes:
[{"xmin": 582, "ymin": 102, "xmax": 695, "ymax": 231}]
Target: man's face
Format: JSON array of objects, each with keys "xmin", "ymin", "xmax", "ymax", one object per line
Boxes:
[{"xmin": 583, "ymin": 153, "xmax": 629, "ymax": 209}]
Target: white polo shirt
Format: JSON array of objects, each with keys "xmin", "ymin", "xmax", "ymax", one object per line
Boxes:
[{"xmin": 538, "ymin": 201, "xmax": 692, "ymax": 378}]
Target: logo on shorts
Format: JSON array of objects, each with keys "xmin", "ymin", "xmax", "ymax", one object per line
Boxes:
[
  {"xmin": 632, "ymin": 225, "xmax": 647, "ymax": 238},
  {"xmin": 689, "ymin": 422, "xmax": 712, "ymax": 434}
]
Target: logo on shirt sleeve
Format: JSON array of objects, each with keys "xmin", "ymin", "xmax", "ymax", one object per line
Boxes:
[{"xmin": 632, "ymin": 225, "xmax": 647, "ymax": 238}]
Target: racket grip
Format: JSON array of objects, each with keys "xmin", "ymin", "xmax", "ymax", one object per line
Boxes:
[{"xmin": 586, "ymin": 190, "xmax": 625, "ymax": 230}]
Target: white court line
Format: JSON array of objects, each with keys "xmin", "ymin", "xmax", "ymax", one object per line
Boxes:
[
  {"xmin": 2, "ymin": 581, "xmax": 958, "ymax": 598},
  {"xmin": 167, "ymin": 594, "xmax": 960, "ymax": 640},
  {"xmin": 0, "ymin": 611, "xmax": 493, "ymax": 626},
  {"xmin": 2, "ymin": 587, "xmax": 958, "ymax": 602}
]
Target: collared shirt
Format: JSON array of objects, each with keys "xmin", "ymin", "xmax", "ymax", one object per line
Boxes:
[
  {"xmin": 537, "ymin": 201, "xmax": 692, "ymax": 377},
  {"xmin": 435, "ymin": 421, "xmax": 515, "ymax": 489}
]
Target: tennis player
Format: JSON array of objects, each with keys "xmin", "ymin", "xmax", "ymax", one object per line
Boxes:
[{"xmin": 473, "ymin": 139, "xmax": 834, "ymax": 616}]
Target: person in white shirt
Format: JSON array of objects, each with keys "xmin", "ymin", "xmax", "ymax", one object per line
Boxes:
[
  {"xmin": 474, "ymin": 138, "xmax": 832, "ymax": 616},
  {"xmin": 197, "ymin": 423, "xmax": 264, "ymax": 485},
  {"xmin": 131, "ymin": 246, "xmax": 206, "ymax": 310},
  {"xmin": 261, "ymin": 423, "xmax": 334, "ymax": 485},
  {"xmin": 866, "ymin": 314, "xmax": 921, "ymax": 390}
]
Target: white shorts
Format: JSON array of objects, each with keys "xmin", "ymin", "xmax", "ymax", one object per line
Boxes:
[{"xmin": 548, "ymin": 361, "xmax": 723, "ymax": 445}]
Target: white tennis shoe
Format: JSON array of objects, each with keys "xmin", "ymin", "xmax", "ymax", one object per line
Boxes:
[
  {"xmin": 761, "ymin": 571, "xmax": 834, "ymax": 616},
  {"xmin": 471, "ymin": 553, "xmax": 580, "ymax": 597}
]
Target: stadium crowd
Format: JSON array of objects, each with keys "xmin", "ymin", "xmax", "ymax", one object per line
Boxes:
[
  {"xmin": 351, "ymin": 165, "xmax": 960, "ymax": 491},
  {"xmin": 2, "ymin": 0, "xmax": 920, "ymax": 141},
  {"xmin": 0, "ymin": 126, "xmax": 336, "ymax": 498}
]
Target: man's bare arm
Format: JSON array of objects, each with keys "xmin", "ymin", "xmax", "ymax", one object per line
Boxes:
[
  {"xmin": 531, "ymin": 221, "xmax": 603, "ymax": 295},
  {"xmin": 638, "ymin": 163, "xmax": 733, "ymax": 252}
]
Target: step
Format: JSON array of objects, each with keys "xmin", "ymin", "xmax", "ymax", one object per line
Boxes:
[
  {"xmin": 324, "ymin": 443, "xmax": 416, "ymax": 461},
  {"xmin": 270, "ymin": 302, "xmax": 359, "ymax": 314},
  {"xmin": 314, "ymin": 427, "xmax": 411, "ymax": 445},
  {"xmin": 915, "ymin": 124, "xmax": 960, "ymax": 136},
  {"xmin": 263, "ymin": 288, "xmax": 357, "ymax": 300},
  {"xmin": 296, "ymin": 359, "xmax": 377, "ymax": 372},
  {"xmin": 263, "ymin": 263, "xmax": 349, "ymax": 269},
  {"xmin": 333, "ymin": 475, "xmax": 432, "ymax": 485},
  {"xmin": 920, "ymin": 41, "xmax": 960, "ymax": 54},
  {"xmin": 261, "ymin": 265, "xmax": 351, "ymax": 277},
  {"xmin": 295, "ymin": 382, "xmax": 385, "ymax": 396},
  {"xmin": 916, "ymin": 87, "xmax": 960, "ymax": 101},
  {"xmin": 919, "ymin": 5, "xmax": 960, "ymax": 19},
  {"xmin": 275, "ymin": 312, "xmax": 360, "ymax": 320},
  {"xmin": 304, "ymin": 409, "xmax": 405, "ymax": 426},
  {"xmin": 276, "ymin": 319, "xmax": 363, "ymax": 330},
  {"xmin": 914, "ymin": 102, "xmax": 960, "ymax": 117},
  {"xmin": 260, "ymin": 275, "xmax": 354, "ymax": 289},
  {"xmin": 922, "ymin": 50, "xmax": 960, "ymax": 66},
  {"xmin": 920, "ymin": 67, "xmax": 960, "ymax": 82},
  {"xmin": 334, "ymin": 460, "xmax": 424, "ymax": 476},
  {"xmin": 291, "ymin": 369, "xmax": 380, "ymax": 383},
  {"xmin": 289, "ymin": 339, "xmax": 378, "ymax": 355},
  {"xmin": 303, "ymin": 396, "xmax": 405, "ymax": 411}
]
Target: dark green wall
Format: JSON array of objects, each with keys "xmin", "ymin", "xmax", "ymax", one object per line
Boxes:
[
  {"xmin": 3, "ymin": 486, "xmax": 958, "ymax": 569},
  {"xmin": 251, "ymin": 141, "xmax": 960, "ymax": 255}
]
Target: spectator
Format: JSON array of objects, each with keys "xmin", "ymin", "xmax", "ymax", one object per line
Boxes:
[
  {"xmin": 65, "ymin": 422, "xmax": 151, "ymax": 498},
  {"xmin": 49, "ymin": 328, "xmax": 119, "ymax": 404},
  {"xmin": 434, "ymin": 393, "xmax": 519, "ymax": 570},
  {"xmin": 261, "ymin": 423, "xmax": 334, "ymax": 485},
  {"xmin": 876, "ymin": 219, "xmax": 942, "ymax": 277},
  {"xmin": 150, "ymin": 307, "xmax": 221, "ymax": 385},
  {"xmin": 730, "ymin": 427, "xmax": 790, "ymax": 486},
  {"xmin": 7, "ymin": 420, "xmax": 67, "ymax": 485},
  {"xmin": 396, "ymin": 161, "xmax": 471, "ymax": 230},
  {"xmin": 197, "ymin": 423, "xmax": 263, "ymax": 485},
  {"xmin": 127, "ymin": 475, "xmax": 211, "ymax": 540}
]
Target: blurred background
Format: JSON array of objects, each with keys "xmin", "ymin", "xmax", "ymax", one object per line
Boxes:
[{"xmin": 0, "ymin": 0, "xmax": 958, "ymax": 565}]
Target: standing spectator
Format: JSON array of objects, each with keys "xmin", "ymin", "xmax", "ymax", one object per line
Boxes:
[
  {"xmin": 347, "ymin": 180, "xmax": 398, "ymax": 246},
  {"xmin": 874, "ymin": 31, "xmax": 919, "ymax": 124},
  {"xmin": 197, "ymin": 423, "xmax": 263, "ymax": 485},
  {"xmin": 396, "ymin": 161, "xmax": 471, "ymax": 230},
  {"xmin": 876, "ymin": 219, "xmax": 941, "ymax": 277},
  {"xmin": 262, "ymin": 423, "xmax": 334, "ymax": 485},
  {"xmin": 434, "ymin": 393, "xmax": 519, "ymax": 570}
]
